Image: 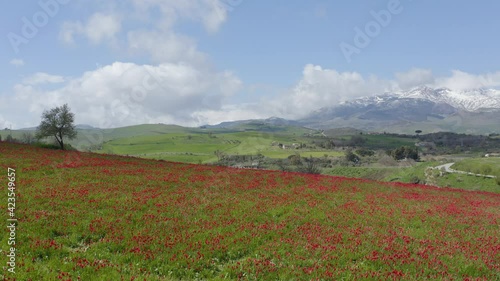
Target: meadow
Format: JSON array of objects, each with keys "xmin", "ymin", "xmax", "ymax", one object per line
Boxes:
[
  {"xmin": 94, "ymin": 126, "xmax": 343, "ymax": 163},
  {"xmin": 452, "ymin": 157, "xmax": 500, "ymax": 176},
  {"xmin": 1, "ymin": 142, "xmax": 499, "ymax": 280}
]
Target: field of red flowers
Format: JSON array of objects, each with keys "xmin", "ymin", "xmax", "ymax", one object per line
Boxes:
[{"xmin": 1, "ymin": 142, "xmax": 499, "ymax": 280}]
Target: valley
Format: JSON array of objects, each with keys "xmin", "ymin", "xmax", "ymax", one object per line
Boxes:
[{"xmin": 5, "ymin": 120, "xmax": 498, "ymax": 192}]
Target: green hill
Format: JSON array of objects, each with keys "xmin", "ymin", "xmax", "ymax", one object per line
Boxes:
[{"xmin": 1, "ymin": 142, "xmax": 499, "ymax": 280}]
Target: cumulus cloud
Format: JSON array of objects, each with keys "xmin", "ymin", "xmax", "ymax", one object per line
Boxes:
[
  {"xmin": 2, "ymin": 62, "xmax": 241, "ymax": 129},
  {"xmin": 60, "ymin": 13, "xmax": 122, "ymax": 45},
  {"xmin": 395, "ymin": 68, "xmax": 435, "ymax": 90},
  {"xmin": 191, "ymin": 104, "xmax": 271, "ymax": 125},
  {"xmin": 4, "ymin": 63, "xmax": 500, "ymax": 129},
  {"xmin": 9, "ymin": 0, "xmax": 500, "ymax": 128},
  {"xmin": 0, "ymin": 0, "xmax": 239, "ymax": 130},
  {"xmin": 127, "ymin": 30, "xmax": 206, "ymax": 65},
  {"xmin": 58, "ymin": 0, "xmax": 235, "ymax": 68},
  {"xmin": 10, "ymin": 59, "xmax": 24, "ymax": 67},
  {"xmin": 124, "ymin": 0, "xmax": 233, "ymax": 65},
  {"xmin": 278, "ymin": 64, "xmax": 393, "ymax": 118},
  {"xmin": 241, "ymin": 66, "xmax": 500, "ymax": 120},
  {"xmin": 434, "ymin": 70, "xmax": 500, "ymax": 91},
  {"xmin": 0, "ymin": 114, "xmax": 13, "ymax": 130}
]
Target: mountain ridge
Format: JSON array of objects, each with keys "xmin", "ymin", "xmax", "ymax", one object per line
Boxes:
[{"xmin": 300, "ymin": 86, "xmax": 500, "ymax": 134}]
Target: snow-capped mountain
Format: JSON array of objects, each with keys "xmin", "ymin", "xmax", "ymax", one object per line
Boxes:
[
  {"xmin": 341, "ymin": 86, "xmax": 500, "ymax": 112},
  {"xmin": 397, "ymin": 86, "xmax": 500, "ymax": 111},
  {"xmin": 300, "ymin": 87, "xmax": 500, "ymax": 134}
]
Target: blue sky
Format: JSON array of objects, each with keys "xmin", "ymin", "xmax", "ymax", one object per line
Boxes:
[{"xmin": 2, "ymin": 0, "xmax": 500, "ymax": 128}]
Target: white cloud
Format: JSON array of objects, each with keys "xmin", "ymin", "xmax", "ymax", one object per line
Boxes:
[
  {"xmin": 435, "ymin": 70, "xmax": 500, "ymax": 91},
  {"xmin": 127, "ymin": 30, "xmax": 206, "ymax": 64},
  {"xmin": 22, "ymin": 73, "xmax": 65, "ymax": 85},
  {"xmin": 191, "ymin": 103, "xmax": 273, "ymax": 125},
  {"xmin": 0, "ymin": 114, "xmax": 13, "ymax": 130},
  {"xmin": 3, "ymin": 62, "xmax": 241, "ymax": 129},
  {"xmin": 10, "ymin": 59, "xmax": 25, "ymax": 67},
  {"xmin": 124, "ymin": 0, "xmax": 233, "ymax": 65},
  {"xmin": 395, "ymin": 68, "xmax": 435, "ymax": 90},
  {"xmin": 279, "ymin": 64, "xmax": 393, "ymax": 118},
  {"xmin": 265, "ymin": 66, "xmax": 500, "ymax": 120},
  {"xmin": 59, "ymin": 1, "xmax": 234, "ymax": 67},
  {"xmin": 59, "ymin": 21, "xmax": 81, "ymax": 44},
  {"xmin": 4, "ymin": 63, "xmax": 500, "ymax": 130},
  {"xmin": 85, "ymin": 13, "xmax": 122, "ymax": 44},
  {"xmin": 60, "ymin": 13, "xmax": 122, "ymax": 45},
  {"xmin": 15, "ymin": 0, "xmax": 242, "ymax": 130},
  {"xmin": 130, "ymin": 0, "xmax": 228, "ymax": 33}
]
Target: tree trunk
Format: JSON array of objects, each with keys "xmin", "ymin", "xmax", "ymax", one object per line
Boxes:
[
  {"xmin": 59, "ymin": 132, "xmax": 64, "ymax": 150},
  {"xmin": 55, "ymin": 132, "xmax": 64, "ymax": 150}
]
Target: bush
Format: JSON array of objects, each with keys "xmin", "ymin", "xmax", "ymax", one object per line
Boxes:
[
  {"xmin": 481, "ymin": 165, "xmax": 492, "ymax": 175},
  {"xmin": 288, "ymin": 154, "xmax": 302, "ymax": 166},
  {"xmin": 345, "ymin": 150, "xmax": 360, "ymax": 164},
  {"xmin": 348, "ymin": 135, "xmax": 366, "ymax": 147},
  {"xmin": 21, "ymin": 132, "xmax": 36, "ymax": 144},
  {"xmin": 356, "ymin": 148, "xmax": 375, "ymax": 157},
  {"xmin": 410, "ymin": 176, "xmax": 421, "ymax": 184},
  {"xmin": 35, "ymin": 143, "xmax": 62, "ymax": 150},
  {"xmin": 378, "ymin": 155, "xmax": 398, "ymax": 166},
  {"xmin": 297, "ymin": 157, "xmax": 321, "ymax": 174},
  {"xmin": 64, "ymin": 143, "xmax": 77, "ymax": 151},
  {"xmin": 276, "ymin": 159, "xmax": 291, "ymax": 172},
  {"xmin": 390, "ymin": 146, "xmax": 419, "ymax": 161},
  {"xmin": 5, "ymin": 135, "xmax": 18, "ymax": 143}
]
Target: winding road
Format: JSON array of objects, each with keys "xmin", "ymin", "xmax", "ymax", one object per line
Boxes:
[{"xmin": 432, "ymin": 163, "xmax": 496, "ymax": 178}]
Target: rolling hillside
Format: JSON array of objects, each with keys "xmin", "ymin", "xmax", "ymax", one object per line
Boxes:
[{"xmin": 1, "ymin": 142, "xmax": 499, "ymax": 280}]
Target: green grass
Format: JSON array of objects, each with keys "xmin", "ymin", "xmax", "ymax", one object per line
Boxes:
[
  {"xmin": 381, "ymin": 161, "xmax": 499, "ymax": 193},
  {"xmin": 325, "ymin": 166, "xmax": 398, "ymax": 181},
  {"xmin": 434, "ymin": 172, "xmax": 499, "ymax": 193},
  {"xmin": 384, "ymin": 162, "xmax": 438, "ymax": 183},
  {"xmin": 452, "ymin": 157, "xmax": 500, "ymax": 175},
  {"xmin": 98, "ymin": 130, "xmax": 330, "ymax": 163},
  {"xmin": 261, "ymin": 150, "xmax": 344, "ymax": 159},
  {"xmin": 362, "ymin": 134, "xmax": 417, "ymax": 150},
  {"xmin": 2, "ymin": 142, "xmax": 500, "ymax": 280}
]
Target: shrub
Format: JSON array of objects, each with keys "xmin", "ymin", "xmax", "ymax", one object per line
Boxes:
[
  {"xmin": 345, "ymin": 150, "xmax": 360, "ymax": 164},
  {"xmin": 391, "ymin": 146, "xmax": 419, "ymax": 161},
  {"xmin": 410, "ymin": 176, "xmax": 421, "ymax": 184},
  {"xmin": 288, "ymin": 154, "xmax": 302, "ymax": 166},
  {"xmin": 35, "ymin": 143, "xmax": 62, "ymax": 150},
  {"xmin": 356, "ymin": 148, "xmax": 375, "ymax": 157},
  {"xmin": 481, "ymin": 165, "xmax": 492, "ymax": 175},
  {"xmin": 297, "ymin": 157, "xmax": 321, "ymax": 174}
]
